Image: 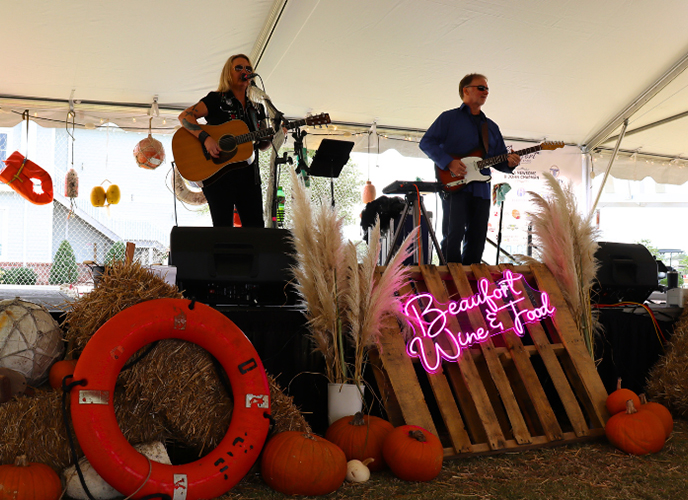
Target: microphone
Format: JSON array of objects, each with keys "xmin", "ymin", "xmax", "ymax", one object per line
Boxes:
[{"xmin": 241, "ymin": 73, "xmax": 259, "ymax": 81}]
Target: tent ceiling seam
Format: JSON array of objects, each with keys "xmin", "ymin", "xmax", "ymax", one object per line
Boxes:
[{"xmin": 250, "ymin": 0, "xmax": 290, "ymax": 68}]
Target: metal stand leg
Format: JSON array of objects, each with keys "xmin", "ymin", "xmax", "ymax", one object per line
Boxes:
[{"xmin": 384, "ymin": 193, "xmax": 446, "ymax": 266}]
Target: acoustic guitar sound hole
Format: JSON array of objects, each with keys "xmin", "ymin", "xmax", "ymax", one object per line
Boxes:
[{"xmin": 218, "ymin": 135, "xmax": 238, "ymax": 152}]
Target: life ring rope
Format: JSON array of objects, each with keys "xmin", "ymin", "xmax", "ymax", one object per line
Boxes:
[{"xmin": 69, "ymin": 299, "xmax": 270, "ymax": 500}]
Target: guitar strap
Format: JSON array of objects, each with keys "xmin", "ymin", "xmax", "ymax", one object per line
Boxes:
[{"xmin": 480, "ymin": 120, "xmax": 489, "ymax": 156}]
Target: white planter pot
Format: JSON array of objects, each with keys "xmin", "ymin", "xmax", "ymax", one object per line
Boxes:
[{"xmin": 328, "ymin": 382, "xmax": 365, "ymax": 425}]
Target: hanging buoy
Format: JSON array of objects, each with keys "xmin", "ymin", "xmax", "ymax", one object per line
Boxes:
[
  {"xmin": 65, "ymin": 168, "xmax": 79, "ymax": 217},
  {"xmin": 90, "ymin": 186, "xmax": 106, "ymax": 207},
  {"xmin": 0, "ymin": 152, "xmax": 54, "ymax": 205},
  {"xmin": 134, "ymin": 134, "xmax": 166, "ymax": 170},
  {"xmin": 362, "ymin": 180, "xmax": 376, "ymax": 204},
  {"xmin": 90, "ymin": 180, "xmax": 120, "ymax": 207},
  {"xmin": 105, "ymin": 184, "xmax": 121, "ymax": 205},
  {"xmin": 65, "ymin": 169, "xmax": 79, "ymax": 198}
]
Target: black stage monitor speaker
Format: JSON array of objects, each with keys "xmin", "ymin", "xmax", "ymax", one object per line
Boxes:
[
  {"xmin": 169, "ymin": 226, "xmax": 296, "ymax": 306},
  {"xmin": 592, "ymin": 241, "xmax": 658, "ymax": 304}
]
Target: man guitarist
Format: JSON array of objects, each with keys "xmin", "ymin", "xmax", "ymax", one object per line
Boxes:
[
  {"xmin": 178, "ymin": 53, "xmax": 278, "ymax": 227},
  {"xmin": 419, "ymin": 73, "xmax": 520, "ymax": 264}
]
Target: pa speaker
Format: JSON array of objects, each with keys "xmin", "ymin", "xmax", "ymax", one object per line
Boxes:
[
  {"xmin": 169, "ymin": 226, "xmax": 295, "ymax": 306},
  {"xmin": 592, "ymin": 242, "xmax": 658, "ymax": 304}
]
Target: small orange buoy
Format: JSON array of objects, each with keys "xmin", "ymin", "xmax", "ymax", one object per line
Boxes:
[
  {"xmin": 362, "ymin": 180, "xmax": 376, "ymax": 204},
  {"xmin": 134, "ymin": 135, "xmax": 166, "ymax": 170}
]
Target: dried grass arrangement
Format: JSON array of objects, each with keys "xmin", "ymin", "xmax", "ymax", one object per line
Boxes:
[
  {"xmin": 288, "ymin": 169, "xmax": 415, "ymax": 385},
  {"xmin": 0, "ymin": 261, "xmax": 311, "ymax": 470},
  {"xmin": 517, "ymin": 172, "xmax": 601, "ymax": 357},
  {"xmin": 646, "ymin": 306, "xmax": 688, "ymax": 416}
]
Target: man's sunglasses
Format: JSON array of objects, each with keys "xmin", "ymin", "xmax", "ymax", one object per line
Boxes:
[
  {"xmin": 465, "ymin": 85, "xmax": 489, "ymax": 92},
  {"xmin": 234, "ymin": 65, "xmax": 253, "ymax": 72}
]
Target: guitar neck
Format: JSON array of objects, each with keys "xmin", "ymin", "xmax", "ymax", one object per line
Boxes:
[
  {"xmin": 227, "ymin": 117, "xmax": 311, "ymax": 147},
  {"xmin": 478, "ymin": 145, "xmax": 543, "ymax": 168},
  {"xmin": 231, "ymin": 127, "xmax": 276, "ymax": 147}
]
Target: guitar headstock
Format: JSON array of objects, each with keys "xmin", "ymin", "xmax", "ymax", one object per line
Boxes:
[
  {"xmin": 305, "ymin": 113, "xmax": 331, "ymax": 127},
  {"xmin": 541, "ymin": 141, "xmax": 565, "ymax": 151}
]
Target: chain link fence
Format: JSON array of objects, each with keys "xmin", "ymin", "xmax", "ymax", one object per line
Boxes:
[{"xmin": 0, "ymin": 122, "xmax": 364, "ymax": 286}]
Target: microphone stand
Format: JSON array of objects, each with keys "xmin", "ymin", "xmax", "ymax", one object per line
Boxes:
[
  {"xmin": 292, "ymin": 128, "xmax": 310, "ymax": 187},
  {"xmin": 249, "ymin": 80, "xmax": 288, "ymax": 229}
]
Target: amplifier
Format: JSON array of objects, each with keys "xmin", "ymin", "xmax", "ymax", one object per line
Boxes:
[
  {"xmin": 592, "ymin": 242, "xmax": 658, "ymax": 304},
  {"xmin": 169, "ymin": 226, "xmax": 296, "ymax": 306}
]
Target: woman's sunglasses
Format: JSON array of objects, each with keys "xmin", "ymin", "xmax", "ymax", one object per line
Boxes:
[{"xmin": 234, "ymin": 65, "xmax": 253, "ymax": 72}]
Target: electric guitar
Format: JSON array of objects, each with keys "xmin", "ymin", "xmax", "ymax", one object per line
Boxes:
[
  {"xmin": 435, "ymin": 141, "xmax": 565, "ymax": 192},
  {"xmin": 172, "ymin": 113, "xmax": 331, "ymax": 182}
]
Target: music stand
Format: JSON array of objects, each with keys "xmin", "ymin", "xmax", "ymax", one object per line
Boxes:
[{"xmin": 308, "ymin": 139, "xmax": 354, "ymax": 206}]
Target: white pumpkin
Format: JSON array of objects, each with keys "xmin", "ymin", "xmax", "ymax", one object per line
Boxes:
[
  {"xmin": 346, "ymin": 458, "xmax": 374, "ymax": 483},
  {"xmin": 0, "ymin": 298, "xmax": 64, "ymax": 385},
  {"xmin": 63, "ymin": 442, "xmax": 172, "ymax": 500}
]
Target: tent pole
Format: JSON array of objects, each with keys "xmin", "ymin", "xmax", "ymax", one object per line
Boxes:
[
  {"xmin": 589, "ymin": 119, "xmax": 629, "ymax": 217},
  {"xmin": 601, "ymin": 108, "xmax": 688, "ymax": 145},
  {"xmin": 584, "ymin": 50, "xmax": 688, "ymax": 151}
]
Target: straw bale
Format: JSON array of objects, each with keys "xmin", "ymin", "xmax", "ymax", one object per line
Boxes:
[
  {"xmin": 50, "ymin": 260, "xmax": 311, "ymax": 461},
  {"xmin": 119, "ymin": 340, "xmax": 311, "ymax": 457},
  {"xmin": 63, "ymin": 261, "xmax": 183, "ymax": 355},
  {"xmin": 268, "ymin": 374, "xmax": 312, "ymax": 435},
  {"xmin": 0, "ymin": 388, "xmax": 167, "ymax": 470},
  {"xmin": 646, "ymin": 306, "xmax": 688, "ymax": 415},
  {"xmin": 118, "ymin": 340, "xmax": 232, "ymax": 455}
]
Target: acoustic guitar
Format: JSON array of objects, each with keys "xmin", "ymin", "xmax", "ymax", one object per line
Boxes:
[
  {"xmin": 435, "ymin": 141, "xmax": 565, "ymax": 192},
  {"xmin": 172, "ymin": 113, "xmax": 331, "ymax": 182}
]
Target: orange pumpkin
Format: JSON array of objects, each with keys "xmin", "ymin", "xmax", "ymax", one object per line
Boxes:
[
  {"xmin": 260, "ymin": 431, "xmax": 346, "ymax": 496},
  {"xmin": 325, "ymin": 412, "xmax": 394, "ymax": 471},
  {"xmin": 605, "ymin": 399, "xmax": 665, "ymax": 455},
  {"xmin": 0, "ymin": 455, "xmax": 62, "ymax": 500},
  {"xmin": 382, "ymin": 425, "xmax": 444, "ymax": 482},
  {"xmin": 48, "ymin": 359, "xmax": 78, "ymax": 390},
  {"xmin": 605, "ymin": 377, "xmax": 640, "ymax": 416},
  {"xmin": 639, "ymin": 393, "xmax": 673, "ymax": 438}
]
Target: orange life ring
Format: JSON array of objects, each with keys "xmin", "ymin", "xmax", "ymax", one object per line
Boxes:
[
  {"xmin": 0, "ymin": 151, "xmax": 54, "ymax": 205},
  {"xmin": 70, "ymin": 298, "xmax": 270, "ymax": 500}
]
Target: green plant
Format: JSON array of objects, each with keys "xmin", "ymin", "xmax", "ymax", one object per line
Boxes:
[
  {"xmin": 49, "ymin": 239, "xmax": 78, "ymax": 285},
  {"xmin": 1, "ymin": 267, "xmax": 37, "ymax": 285},
  {"xmin": 104, "ymin": 241, "xmax": 126, "ymax": 266}
]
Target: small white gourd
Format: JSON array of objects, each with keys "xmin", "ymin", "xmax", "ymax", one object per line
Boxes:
[{"xmin": 346, "ymin": 458, "xmax": 374, "ymax": 483}]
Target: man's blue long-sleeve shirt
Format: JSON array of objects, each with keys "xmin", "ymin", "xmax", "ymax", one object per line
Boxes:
[{"xmin": 419, "ymin": 103, "xmax": 512, "ymax": 199}]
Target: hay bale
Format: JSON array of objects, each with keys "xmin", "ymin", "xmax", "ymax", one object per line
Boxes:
[
  {"xmin": 49, "ymin": 260, "xmax": 311, "ymax": 462},
  {"xmin": 119, "ymin": 341, "xmax": 311, "ymax": 457},
  {"xmin": 646, "ymin": 307, "xmax": 688, "ymax": 416},
  {"xmin": 0, "ymin": 388, "xmax": 167, "ymax": 470},
  {"xmin": 119, "ymin": 340, "xmax": 233, "ymax": 455},
  {"xmin": 64, "ymin": 261, "xmax": 183, "ymax": 355}
]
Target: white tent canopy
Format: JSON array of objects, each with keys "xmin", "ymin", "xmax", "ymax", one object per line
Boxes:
[{"xmin": 3, "ymin": 0, "xmax": 688, "ymax": 163}]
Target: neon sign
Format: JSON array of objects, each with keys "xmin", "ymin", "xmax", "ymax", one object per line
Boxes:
[{"xmin": 402, "ymin": 269, "xmax": 556, "ymax": 373}]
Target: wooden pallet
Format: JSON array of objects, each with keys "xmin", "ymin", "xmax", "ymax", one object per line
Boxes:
[{"xmin": 370, "ymin": 262, "xmax": 610, "ymax": 458}]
